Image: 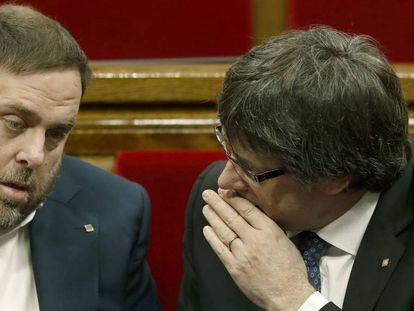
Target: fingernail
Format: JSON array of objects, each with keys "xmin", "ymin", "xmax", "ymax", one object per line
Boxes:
[
  {"xmin": 202, "ymin": 205, "xmax": 210, "ymax": 214},
  {"xmin": 202, "ymin": 190, "xmax": 213, "ymax": 200},
  {"xmin": 217, "ymin": 188, "xmax": 225, "ymax": 196}
]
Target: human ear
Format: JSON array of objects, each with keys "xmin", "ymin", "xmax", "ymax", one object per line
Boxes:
[{"xmin": 318, "ymin": 176, "xmax": 352, "ymax": 195}]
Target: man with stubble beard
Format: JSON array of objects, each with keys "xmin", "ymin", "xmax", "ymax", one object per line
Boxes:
[{"xmin": 0, "ymin": 4, "xmax": 160, "ymax": 311}]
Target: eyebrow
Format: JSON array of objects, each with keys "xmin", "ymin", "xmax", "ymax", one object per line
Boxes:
[
  {"xmin": 49, "ymin": 122, "xmax": 76, "ymax": 132},
  {"xmin": 2, "ymin": 103, "xmax": 76, "ymax": 130},
  {"xmin": 3, "ymin": 104, "xmax": 42, "ymax": 123}
]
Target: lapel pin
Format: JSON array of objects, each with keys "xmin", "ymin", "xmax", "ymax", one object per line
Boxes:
[
  {"xmin": 84, "ymin": 224, "xmax": 95, "ymax": 233},
  {"xmin": 381, "ymin": 258, "xmax": 390, "ymax": 268}
]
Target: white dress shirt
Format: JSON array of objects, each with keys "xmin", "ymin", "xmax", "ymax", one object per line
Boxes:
[
  {"xmin": 0, "ymin": 211, "xmax": 40, "ymax": 311},
  {"xmin": 298, "ymin": 191, "xmax": 380, "ymax": 310}
]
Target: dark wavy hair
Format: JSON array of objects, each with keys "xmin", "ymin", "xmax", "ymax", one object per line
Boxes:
[{"xmin": 219, "ymin": 26, "xmax": 410, "ymax": 192}]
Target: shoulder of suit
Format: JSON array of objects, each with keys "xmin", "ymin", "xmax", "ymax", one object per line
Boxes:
[{"xmin": 61, "ymin": 155, "xmax": 145, "ymax": 193}]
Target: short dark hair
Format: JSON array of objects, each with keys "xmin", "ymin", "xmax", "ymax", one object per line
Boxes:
[
  {"xmin": 218, "ymin": 26, "xmax": 411, "ymax": 192},
  {"xmin": 0, "ymin": 4, "xmax": 91, "ymax": 93}
]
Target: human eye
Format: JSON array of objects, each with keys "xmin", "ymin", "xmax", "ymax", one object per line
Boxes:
[
  {"xmin": 46, "ymin": 128, "xmax": 68, "ymax": 143},
  {"xmin": 3, "ymin": 116, "xmax": 26, "ymax": 132},
  {"xmin": 45, "ymin": 121, "xmax": 74, "ymax": 149}
]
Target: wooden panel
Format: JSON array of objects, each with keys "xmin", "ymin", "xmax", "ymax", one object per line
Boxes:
[
  {"xmin": 83, "ymin": 63, "xmax": 228, "ymax": 103},
  {"xmin": 78, "ymin": 155, "xmax": 115, "ymax": 172},
  {"xmin": 83, "ymin": 62, "xmax": 414, "ymax": 104},
  {"xmin": 66, "ymin": 62, "xmax": 414, "ymax": 170},
  {"xmin": 394, "ymin": 63, "xmax": 414, "ymax": 103},
  {"xmin": 66, "ymin": 105, "xmax": 219, "ymax": 155},
  {"xmin": 251, "ymin": 0, "xmax": 287, "ymax": 45}
]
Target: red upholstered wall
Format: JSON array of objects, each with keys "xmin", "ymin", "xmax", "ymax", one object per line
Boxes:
[
  {"xmin": 289, "ymin": 0, "xmax": 414, "ymax": 62},
  {"xmin": 115, "ymin": 151, "xmax": 226, "ymax": 311},
  {"xmin": 4, "ymin": 0, "xmax": 252, "ymax": 59}
]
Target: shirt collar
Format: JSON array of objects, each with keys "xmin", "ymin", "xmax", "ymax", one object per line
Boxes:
[
  {"xmin": 315, "ymin": 191, "xmax": 379, "ymax": 256},
  {"xmin": 18, "ymin": 210, "xmax": 37, "ymax": 229},
  {"xmin": 0, "ymin": 210, "xmax": 37, "ymax": 237}
]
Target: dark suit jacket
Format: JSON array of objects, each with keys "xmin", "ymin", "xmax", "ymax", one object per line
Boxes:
[
  {"xmin": 179, "ymin": 160, "xmax": 414, "ymax": 311},
  {"xmin": 29, "ymin": 155, "xmax": 161, "ymax": 311}
]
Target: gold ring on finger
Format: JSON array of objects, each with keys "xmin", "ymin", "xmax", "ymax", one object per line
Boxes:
[{"xmin": 228, "ymin": 236, "xmax": 239, "ymax": 252}]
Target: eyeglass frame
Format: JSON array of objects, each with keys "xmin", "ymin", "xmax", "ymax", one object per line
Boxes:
[{"xmin": 215, "ymin": 125, "xmax": 285, "ymax": 183}]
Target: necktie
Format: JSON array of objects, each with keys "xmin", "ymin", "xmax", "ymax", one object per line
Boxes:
[{"xmin": 298, "ymin": 231, "xmax": 331, "ymax": 292}]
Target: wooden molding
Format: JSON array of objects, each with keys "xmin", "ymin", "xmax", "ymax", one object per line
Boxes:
[
  {"xmin": 394, "ymin": 63, "xmax": 414, "ymax": 104},
  {"xmin": 83, "ymin": 62, "xmax": 414, "ymax": 104},
  {"xmin": 251, "ymin": 0, "xmax": 287, "ymax": 45},
  {"xmin": 83, "ymin": 63, "xmax": 229, "ymax": 104},
  {"xmin": 68, "ymin": 62, "xmax": 414, "ymax": 166},
  {"xmin": 67, "ymin": 105, "xmax": 219, "ymax": 155}
]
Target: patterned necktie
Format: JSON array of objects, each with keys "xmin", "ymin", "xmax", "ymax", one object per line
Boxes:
[{"xmin": 298, "ymin": 231, "xmax": 331, "ymax": 292}]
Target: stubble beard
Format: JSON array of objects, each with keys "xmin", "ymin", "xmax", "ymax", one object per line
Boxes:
[{"xmin": 0, "ymin": 159, "xmax": 62, "ymax": 232}]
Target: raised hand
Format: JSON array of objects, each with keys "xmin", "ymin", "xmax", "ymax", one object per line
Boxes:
[{"xmin": 202, "ymin": 188, "xmax": 315, "ymax": 311}]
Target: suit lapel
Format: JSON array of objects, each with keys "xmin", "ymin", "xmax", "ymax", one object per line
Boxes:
[
  {"xmin": 342, "ymin": 217, "xmax": 405, "ymax": 310},
  {"xmin": 30, "ymin": 175, "xmax": 100, "ymax": 311},
  {"xmin": 342, "ymin": 164, "xmax": 413, "ymax": 311}
]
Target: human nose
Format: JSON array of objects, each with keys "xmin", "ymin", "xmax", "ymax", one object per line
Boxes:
[
  {"xmin": 218, "ymin": 160, "xmax": 248, "ymax": 192},
  {"xmin": 15, "ymin": 130, "xmax": 46, "ymax": 168}
]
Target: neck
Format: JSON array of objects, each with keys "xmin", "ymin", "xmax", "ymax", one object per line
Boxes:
[{"xmin": 311, "ymin": 189, "xmax": 368, "ymax": 230}]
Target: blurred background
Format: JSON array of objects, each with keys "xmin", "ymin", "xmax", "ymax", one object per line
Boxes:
[
  {"xmin": 5, "ymin": 0, "xmax": 413, "ymax": 61},
  {"xmin": 1, "ymin": 0, "xmax": 412, "ymax": 170}
]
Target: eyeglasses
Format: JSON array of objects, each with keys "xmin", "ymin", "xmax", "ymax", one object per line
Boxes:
[{"xmin": 215, "ymin": 125, "xmax": 285, "ymax": 183}]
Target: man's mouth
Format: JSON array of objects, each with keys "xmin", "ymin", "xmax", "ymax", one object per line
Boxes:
[
  {"xmin": 2, "ymin": 181, "xmax": 30, "ymax": 190},
  {"xmin": 0, "ymin": 181, "xmax": 31, "ymax": 202}
]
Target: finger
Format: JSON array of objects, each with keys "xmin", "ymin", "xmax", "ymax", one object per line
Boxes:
[
  {"xmin": 203, "ymin": 225, "xmax": 234, "ymax": 266},
  {"xmin": 202, "ymin": 190, "xmax": 252, "ymax": 240},
  {"xmin": 228, "ymin": 236, "xmax": 244, "ymax": 255},
  {"xmin": 218, "ymin": 188, "xmax": 275, "ymax": 230},
  {"xmin": 202, "ymin": 205, "xmax": 238, "ymax": 247}
]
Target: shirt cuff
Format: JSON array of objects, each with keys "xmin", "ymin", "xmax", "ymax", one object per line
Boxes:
[{"xmin": 298, "ymin": 292, "xmax": 330, "ymax": 311}]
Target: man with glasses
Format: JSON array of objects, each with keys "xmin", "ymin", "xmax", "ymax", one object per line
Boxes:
[
  {"xmin": 215, "ymin": 125, "xmax": 285, "ymax": 182},
  {"xmin": 179, "ymin": 26, "xmax": 414, "ymax": 310}
]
